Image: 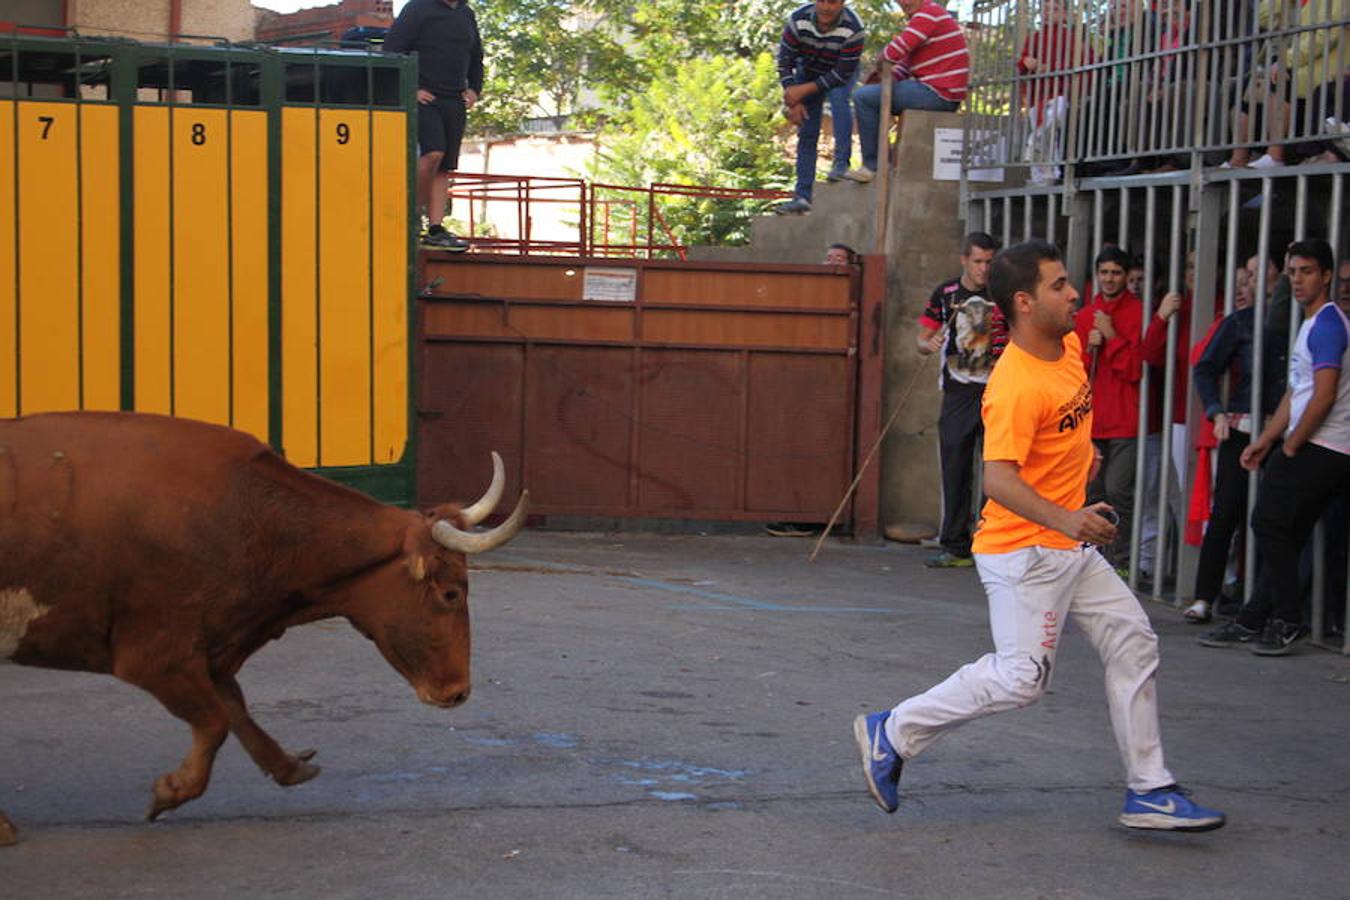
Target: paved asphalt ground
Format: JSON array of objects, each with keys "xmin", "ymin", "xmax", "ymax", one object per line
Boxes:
[{"xmin": 2, "ymin": 531, "xmax": 1347, "ymax": 899}]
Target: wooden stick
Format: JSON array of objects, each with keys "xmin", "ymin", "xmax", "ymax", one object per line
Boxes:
[{"xmin": 809, "ymin": 353, "xmax": 936, "ymax": 562}]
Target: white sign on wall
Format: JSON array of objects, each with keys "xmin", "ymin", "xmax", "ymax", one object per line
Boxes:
[
  {"xmin": 583, "ymin": 267, "xmax": 638, "ymax": 302},
  {"xmin": 932, "ymin": 127, "xmax": 1005, "ymax": 183}
]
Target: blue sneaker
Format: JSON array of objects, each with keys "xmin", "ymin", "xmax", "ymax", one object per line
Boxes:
[
  {"xmin": 1119, "ymin": 785, "xmax": 1226, "ymax": 832},
  {"xmin": 853, "ymin": 712, "xmax": 902, "ymax": 813}
]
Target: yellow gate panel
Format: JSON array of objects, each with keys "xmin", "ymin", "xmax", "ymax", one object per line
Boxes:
[
  {"xmin": 172, "ymin": 108, "xmax": 231, "ymax": 426},
  {"xmin": 80, "ymin": 104, "xmax": 121, "ymax": 412},
  {"xmin": 372, "ymin": 110, "xmax": 408, "ymax": 465},
  {"xmin": 133, "ymin": 105, "xmax": 172, "ymax": 415},
  {"xmin": 0, "ymin": 103, "xmax": 15, "ymax": 418},
  {"xmin": 17, "ymin": 101, "xmax": 81, "ymax": 414},
  {"xmin": 318, "ymin": 108, "xmax": 372, "ymax": 467},
  {"xmin": 281, "ymin": 106, "xmax": 318, "ymax": 467},
  {"xmin": 230, "ymin": 109, "xmax": 269, "ymax": 443}
]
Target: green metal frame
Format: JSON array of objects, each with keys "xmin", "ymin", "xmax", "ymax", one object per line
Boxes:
[{"xmin": 4, "ymin": 33, "xmax": 420, "ymax": 506}]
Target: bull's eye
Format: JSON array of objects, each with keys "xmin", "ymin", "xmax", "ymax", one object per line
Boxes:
[{"xmin": 440, "ymin": 587, "xmax": 463, "ymax": 606}]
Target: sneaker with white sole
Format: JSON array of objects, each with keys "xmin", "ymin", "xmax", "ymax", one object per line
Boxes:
[
  {"xmin": 1183, "ymin": 599, "xmax": 1212, "ymax": 623},
  {"xmin": 1247, "ymin": 153, "xmax": 1284, "ymax": 169},
  {"xmin": 852, "ymin": 712, "xmax": 902, "ymax": 813},
  {"xmin": 826, "ymin": 164, "xmax": 849, "ymax": 181},
  {"xmin": 1119, "ymin": 785, "xmax": 1226, "ymax": 832},
  {"xmin": 842, "ymin": 167, "xmax": 875, "ymax": 183}
]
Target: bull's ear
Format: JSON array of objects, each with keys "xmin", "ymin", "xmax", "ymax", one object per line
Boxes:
[{"xmin": 408, "ymin": 555, "xmax": 427, "ymax": 581}]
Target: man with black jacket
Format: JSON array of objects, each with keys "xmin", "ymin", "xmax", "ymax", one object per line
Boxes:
[{"xmin": 386, "ymin": 0, "xmax": 484, "ymax": 252}]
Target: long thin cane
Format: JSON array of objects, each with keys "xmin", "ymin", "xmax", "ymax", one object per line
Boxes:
[{"xmin": 809, "ymin": 353, "xmax": 936, "ymax": 562}]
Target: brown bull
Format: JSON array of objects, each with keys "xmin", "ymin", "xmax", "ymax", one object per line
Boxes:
[{"xmin": 0, "ymin": 412, "xmax": 527, "ymax": 845}]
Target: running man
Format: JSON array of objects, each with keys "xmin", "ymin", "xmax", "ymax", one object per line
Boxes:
[{"xmin": 853, "ymin": 239, "xmax": 1225, "ymax": 832}]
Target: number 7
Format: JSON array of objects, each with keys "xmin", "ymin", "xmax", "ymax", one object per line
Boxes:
[{"xmin": 39, "ymin": 116, "xmax": 54, "ymax": 139}]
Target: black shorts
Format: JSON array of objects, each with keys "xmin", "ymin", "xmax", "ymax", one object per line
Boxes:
[{"xmin": 417, "ymin": 93, "xmax": 467, "ymax": 172}]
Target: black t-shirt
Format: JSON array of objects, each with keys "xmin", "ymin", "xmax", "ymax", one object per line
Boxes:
[
  {"xmin": 919, "ymin": 277, "xmax": 1007, "ymax": 385},
  {"xmin": 385, "ymin": 0, "xmax": 484, "ymax": 96}
]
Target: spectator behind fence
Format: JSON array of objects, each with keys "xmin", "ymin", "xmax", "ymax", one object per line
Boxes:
[
  {"xmin": 844, "ymin": 0, "xmax": 968, "ymax": 184},
  {"xmin": 1017, "ymin": 0, "xmax": 1093, "ymax": 185},
  {"xmin": 1339, "ymin": 259, "xmax": 1350, "ymax": 311},
  {"xmin": 1236, "ymin": 0, "xmax": 1349, "ymax": 168},
  {"xmin": 1200, "ymin": 239, "xmax": 1350, "ymax": 655},
  {"xmin": 385, "ymin": 0, "xmax": 484, "ymax": 253},
  {"xmin": 775, "ymin": 0, "xmax": 867, "ymax": 215},
  {"xmin": 1184, "ymin": 255, "xmax": 1288, "ymax": 623},
  {"xmin": 1074, "ymin": 245, "xmax": 1144, "ymax": 573},
  {"xmin": 916, "ymin": 232, "xmax": 1005, "ymax": 569}
]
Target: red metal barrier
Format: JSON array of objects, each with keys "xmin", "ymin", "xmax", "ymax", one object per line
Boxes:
[{"xmin": 445, "ymin": 173, "xmax": 792, "ymax": 259}]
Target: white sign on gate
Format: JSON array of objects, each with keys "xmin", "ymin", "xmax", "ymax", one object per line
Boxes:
[{"xmin": 583, "ymin": 267, "xmax": 638, "ymax": 302}]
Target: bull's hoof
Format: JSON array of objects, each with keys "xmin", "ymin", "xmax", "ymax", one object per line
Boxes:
[
  {"xmin": 146, "ymin": 773, "xmax": 192, "ymax": 822},
  {"xmin": 0, "ymin": 812, "xmax": 18, "ymax": 846},
  {"xmin": 274, "ymin": 749, "xmax": 320, "ymax": 787}
]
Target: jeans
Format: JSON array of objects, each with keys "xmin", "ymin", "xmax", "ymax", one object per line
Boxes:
[
  {"xmin": 793, "ymin": 91, "xmax": 827, "ymax": 201},
  {"xmin": 1088, "ymin": 436, "xmax": 1138, "ymax": 569},
  {"xmin": 826, "ymin": 72, "xmax": 858, "ymax": 170},
  {"xmin": 854, "ymin": 79, "xmax": 960, "ymax": 171}
]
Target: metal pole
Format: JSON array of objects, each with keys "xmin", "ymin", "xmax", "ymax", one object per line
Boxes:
[
  {"xmin": 1245, "ymin": 177, "xmax": 1274, "ymax": 605},
  {"xmin": 1153, "ymin": 185, "xmax": 1184, "ymax": 603}
]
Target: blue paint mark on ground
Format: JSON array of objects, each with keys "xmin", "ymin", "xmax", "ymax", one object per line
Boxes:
[
  {"xmin": 484, "ymin": 553, "xmax": 892, "ymax": 614},
  {"xmin": 533, "ymin": 732, "xmax": 579, "ymax": 749},
  {"xmin": 618, "ymin": 577, "xmax": 892, "ymax": 614},
  {"xmin": 463, "ymin": 736, "xmax": 516, "ymax": 748},
  {"xmin": 650, "ymin": 791, "xmax": 698, "ymax": 801}
]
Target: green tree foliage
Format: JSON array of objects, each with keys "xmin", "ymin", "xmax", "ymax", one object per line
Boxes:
[
  {"xmin": 587, "ymin": 52, "xmax": 788, "ymax": 249},
  {"xmin": 471, "ymin": 0, "xmax": 919, "ymax": 245}
]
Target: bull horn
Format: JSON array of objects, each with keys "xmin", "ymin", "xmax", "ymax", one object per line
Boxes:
[
  {"xmin": 432, "ymin": 490, "xmax": 530, "ymax": 555},
  {"xmin": 461, "ymin": 451, "xmax": 506, "ymax": 525}
]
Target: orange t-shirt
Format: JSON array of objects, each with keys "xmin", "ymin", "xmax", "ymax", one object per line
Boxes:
[{"xmin": 971, "ymin": 332, "xmax": 1094, "ymax": 554}]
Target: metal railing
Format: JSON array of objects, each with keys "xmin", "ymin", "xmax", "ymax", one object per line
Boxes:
[
  {"xmin": 963, "ymin": 0, "xmax": 1350, "ymax": 177},
  {"xmin": 445, "ymin": 173, "xmax": 791, "ymax": 259}
]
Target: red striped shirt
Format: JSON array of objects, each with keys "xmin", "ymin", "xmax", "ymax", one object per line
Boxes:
[{"xmin": 883, "ymin": 0, "xmax": 970, "ymax": 103}]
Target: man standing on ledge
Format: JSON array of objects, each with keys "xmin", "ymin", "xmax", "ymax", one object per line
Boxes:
[
  {"xmin": 917, "ymin": 232, "xmax": 1003, "ymax": 568},
  {"xmin": 854, "ymin": 240, "xmax": 1225, "ymax": 832},
  {"xmin": 386, "ymin": 0, "xmax": 484, "ymax": 252}
]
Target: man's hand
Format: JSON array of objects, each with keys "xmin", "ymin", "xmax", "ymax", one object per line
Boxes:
[
  {"xmin": 1087, "ymin": 327, "xmax": 1104, "ymax": 348},
  {"xmin": 1211, "ymin": 412, "xmax": 1231, "ymax": 442},
  {"xmin": 1022, "ymin": 56, "xmax": 1040, "ymax": 73},
  {"xmin": 782, "ymin": 83, "xmax": 814, "ymax": 106},
  {"xmin": 1241, "ymin": 436, "xmax": 1272, "ymax": 470},
  {"xmin": 784, "ymin": 103, "xmax": 808, "ymax": 125},
  {"xmin": 1156, "ymin": 291, "xmax": 1182, "ymax": 321},
  {"xmin": 462, "ymin": 88, "xmax": 479, "ymax": 109},
  {"xmin": 1093, "ymin": 309, "xmax": 1116, "ymax": 340},
  {"xmin": 1089, "ymin": 448, "xmax": 1103, "ymax": 484},
  {"xmin": 1061, "ymin": 502, "xmax": 1118, "ymax": 545},
  {"xmin": 417, "ymin": 88, "xmax": 436, "ymax": 104}
]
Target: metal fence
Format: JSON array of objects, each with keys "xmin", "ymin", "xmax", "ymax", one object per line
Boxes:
[
  {"xmin": 963, "ymin": 0, "xmax": 1350, "ymax": 177},
  {"xmin": 959, "ymin": 1, "xmax": 1350, "ymax": 653}
]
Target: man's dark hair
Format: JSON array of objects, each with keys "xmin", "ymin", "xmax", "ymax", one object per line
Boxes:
[
  {"xmin": 1094, "ymin": 245, "xmax": 1131, "ymax": 270},
  {"xmin": 962, "ymin": 231, "xmax": 999, "ymax": 256},
  {"xmin": 989, "ymin": 239, "xmax": 1061, "ymax": 324},
  {"xmin": 828, "ymin": 242, "xmax": 858, "ymax": 264},
  {"xmin": 1286, "ymin": 238, "xmax": 1335, "ymax": 274}
]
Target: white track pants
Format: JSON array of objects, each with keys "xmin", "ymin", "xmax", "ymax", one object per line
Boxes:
[{"xmin": 885, "ymin": 545, "xmax": 1174, "ymax": 792}]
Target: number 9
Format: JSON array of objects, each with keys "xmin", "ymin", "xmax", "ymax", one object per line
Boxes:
[{"xmin": 336, "ymin": 123, "xmax": 350, "ymax": 145}]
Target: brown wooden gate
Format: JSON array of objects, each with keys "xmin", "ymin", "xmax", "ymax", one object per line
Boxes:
[{"xmin": 416, "ymin": 254, "xmax": 882, "ymax": 534}]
